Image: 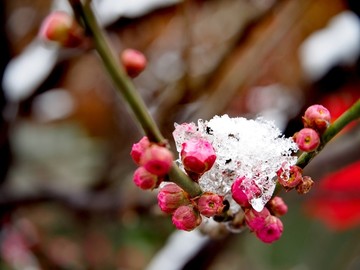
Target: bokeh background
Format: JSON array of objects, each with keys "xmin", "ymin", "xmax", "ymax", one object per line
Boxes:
[{"xmin": 1, "ymin": 0, "xmax": 360, "ymax": 269}]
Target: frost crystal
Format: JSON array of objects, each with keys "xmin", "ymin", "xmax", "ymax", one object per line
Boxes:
[{"xmin": 173, "ymin": 115, "xmax": 298, "ymax": 212}]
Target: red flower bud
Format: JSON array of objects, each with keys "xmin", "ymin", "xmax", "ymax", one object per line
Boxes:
[
  {"xmin": 244, "ymin": 207, "xmax": 271, "ymax": 231},
  {"xmin": 39, "ymin": 11, "xmax": 84, "ymax": 47},
  {"xmin": 231, "ymin": 177, "xmax": 261, "ymax": 208},
  {"xmin": 294, "ymin": 128, "xmax": 320, "ymax": 152},
  {"xmin": 181, "ymin": 138, "xmax": 216, "ymax": 175},
  {"xmin": 141, "ymin": 145, "xmax": 173, "ymax": 176},
  {"xmin": 255, "ymin": 215, "xmax": 283, "ymax": 244},
  {"xmin": 277, "ymin": 165, "xmax": 303, "ymax": 188},
  {"xmin": 121, "ymin": 49, "xmax": 147, "ymax": 78},
  {"xmin": 172, "ymin": 205, "xmax": 202, "ymax": 231},
  {"xmin": 267, "ymin": 196, "xmax": 288, "ymax": 216},
  {"xmin": 231, "ymin": 177, "xmax": 250, "ymax": 207},
  {"xmin": 157, "ymin": 183, "xmax": 190, "ymax": 214},
  {"xmin": 197, "ymin": 192, "xmax": 224, "ymax": 217},
  {"xmin": 130, "ymin": 136, "xmax": 150, "ymax": 165},
  {"xmin": 302, "ymin": 104, "xmax": 331, "ymax": 133},
  {"xmin": 133, "ymin": 166, "xmax": 161, "ymax": 190}
]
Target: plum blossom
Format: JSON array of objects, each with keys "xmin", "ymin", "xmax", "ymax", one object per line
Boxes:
[
  {"xmin": 157, "ymin": 183, "xmax": 190, "ymax": 214},
  {"xmin": 196, "ymin": 192, "xmax": 224, "ymax": 218},
  {"xmin": 172, "ymin": 205, "xmax": 202, "ymax": 231},
  {"xmin": 294, "ymin": 128, "xmax": 320, "ymax": 152},
  {"xmin": 302, "ymin": 104, "xmax": 331, "ymax": 133}
]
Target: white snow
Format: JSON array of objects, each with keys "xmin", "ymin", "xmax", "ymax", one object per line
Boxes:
[{"xmin": 173, "ymin": 115, "xmax": 298, "ymax": 212}]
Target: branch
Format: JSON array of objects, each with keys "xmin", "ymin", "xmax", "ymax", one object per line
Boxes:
[
  {"xmin": 296, "ymin": 99, "xmax": 360, "ymax": 169},
  {"xmin": 68, "ymin": 0, "xmax": 202, "ymax": 197},
  {"xmin": 0, "ymin": 189, "xmax": 124, "ymax": 214}
]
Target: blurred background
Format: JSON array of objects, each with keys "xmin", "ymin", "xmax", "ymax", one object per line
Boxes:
[{"xmin": 1, "ymin": 0, "xmax": 360, "ymax": 269}]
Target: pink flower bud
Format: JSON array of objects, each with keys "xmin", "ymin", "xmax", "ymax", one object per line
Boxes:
[
  {"xmin": 39, "ymin": 11, "xmax": 84, "ymax": 47},
  {"xmin": 157, "ymin": 183, "xmax": 190, "ymax": 214},
  {"xmin": 181, "ymin": 138, "xmax": 216, "ymax": 175},
  {"xmin": 294, "ymin": 128, "xmax": 320, "ymax": 152},
  {"xmin": 231, "ymin": 177, "xmax": 261, "ymax": 208},
  {"xmin": 141, "ymin": 145, "xmax": 173, "ymax": 176},
  {"xmin": 244, "ymin": 207, "xmax": 271, "ymax": 231},
  {"xmin": 130, "ymin": 136, "xmax": 150, "ymax": 165},
  {"xmin": 231, "ymin": 177, "xmax": 250, "ymax": 207},
  {"xmin": 197, "ymin": 192, "xmax": 224, "ymax": 217},
  {"xmin": 302, "ymin": 104, "xmax": 331, "ymax": 133},
  {"xmin": 133, "ymin": 166, "xmax": 161, "ymax": 190},
  {"xmin": 267, "ymin": 196, "xmax": 288, "ymax": 217},
  {"xmin": 255, "ymin": 215, "xmax": 283, "ymax": 244},
  {"xmin": 172, "ymin": 205, "xmax": 202, "ymax": 231},
  {"xmin": 277, "ymin": 165, "xmax": 303, "ymax": 188},
  {"xmin": 121, "ymin": 49, "xmax": 147, "ymax": 78},
  {"xmin": 296, "ymin": 175, "xmax": 314, "ymax": 194}
]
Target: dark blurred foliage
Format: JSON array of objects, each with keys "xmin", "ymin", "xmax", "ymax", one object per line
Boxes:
[
  {"xmin": 0, "ymin": 1, "xmax": 12, "ymax": 186},
  {"xmin": 1, "ymin": 0, "xmax": 360, "ymax": 269}
]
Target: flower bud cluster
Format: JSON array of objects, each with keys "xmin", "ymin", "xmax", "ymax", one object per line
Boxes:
[
  {"xmin": 170, "ymin": 115, "xmax": 298, "ymax": 242},
  {"xmin": 165, "ymin": 129, "xmax": 227, "ymax": 230},
  {"xmin": 276, "ymin": 164, "xmax": 314, "ymax": 194},
  {"xmin": 294, "ymin": 104, "xmax": 331, "ymax": 152},
  {"xmin": 276, "ymin": 104, "xmax": 330, "ymax": 193},
  {"xmin": 244, "ymin": 206, "xmax": 284, "ymax": 244},
  {"xmin": 130, "ymin": 136, "xmax": 173, "ymax": 190},
  {"xmin": 130, "ymin": 136, "xmax": 224, "ymax": 231},
  {"xmin": 173, "ymin": 116, "xmax": 298, "ymax": 212},
  {"xmin": 129, "ymin": 107, "xmax": 328, "ymax": 242},
  {"xmin": 229, "ymin": 175, "xmax": 287, "ymax": 243},
  {"xmin": 232, "ymin": 182, "xmax": 287, "ymax": 244},
  {"xmin": 157, "ymin": 184, "xmax": 224, "ymax": 231}
]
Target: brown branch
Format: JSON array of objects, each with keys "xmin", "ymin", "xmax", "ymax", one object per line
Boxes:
[{"xmin": 0, "ymin": 188, "xmax": 125, "ymax": 215}]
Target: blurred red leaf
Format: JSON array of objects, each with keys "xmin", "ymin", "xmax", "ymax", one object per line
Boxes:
[
  {"xmin": 320, "ymin": 84, "xmax": 360, "ymax": 125},
  {"xmin": 304, "ymin": 160, "xmax": 360, "ymax": 230}
]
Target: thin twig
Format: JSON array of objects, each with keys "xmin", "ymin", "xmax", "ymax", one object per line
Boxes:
[{"xmin": 68, "ymin": 0, "xmax": 202, "ymax": 197}]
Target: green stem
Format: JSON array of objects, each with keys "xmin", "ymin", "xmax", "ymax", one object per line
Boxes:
[
  {"xmin": 81, "ymin": 1, "xmax": 164, "ymax": 143},
  {"xmin": 168, "ymin": 163, "xmax": 203, "ymax": 197},
  {"xmin": 68, "ymin": 0, "xmax": 202, "ymax": 197},
  {"xmin": 296, "ymin": 99, "xmax": 360, "ymax": 169}
]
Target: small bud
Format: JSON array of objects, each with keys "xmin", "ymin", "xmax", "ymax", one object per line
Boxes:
[
  {"xmin": 157, "ymin": 183, "xmax": 190, "ymax": 214},
  {"xmin": 133, "ymin": 166, "xmax": 161, "ymax": 190},
  {"xmin": 181, "ymin": 138, "xmax": 216, "ymax": 175},
  {"xmin": 255, "ymin": 215, "xmax": 283, "ymax": 244},
  {"xmin": 172, "ymin": 205, "xmax": 202, "ymax": 231},
  {"xmin": 121, "ymin": 49, "xmax": 147, "ymax": 78},
  {"xmin": 244, "ymin": 207, "xmax": 271, "ymax": 231},
  {"xmin": 231, "ymin": 177, "xmax": 261, "ymax": 208},
  {"xmin": 294, "ymin": 128, "xmax": 320, "ymax": 152},
  {"xmin": 277, "ymin": 165, "xmax": 303, "ymax": 189},
  {"xmin": 197, "ymin": 192, "xmax": 224, "ymax": 217},
  {"xmin": 296, "ymin": 176, "xmax": 314, "ymax": 194},
  {"xmin": 39, "ymin": 11, "xmax": 84, "ymax": 47},
  {"xmin": 141, "ymin": 145, "xmax": 173, "ymax": 176},
  {"xmin": 130, "ymin": 136, "xmax": 150, "ymax": 165},
  {"xmin": 231, "ymin": 177, "xmax": 250, "ymax": 207},
  {"xmin": 302, "ymin": 104, "xmax": 331, "ymax": 133},
  {"xmin": 267, "ymin": 196, "xmax": 288, "ymax": 217}
]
